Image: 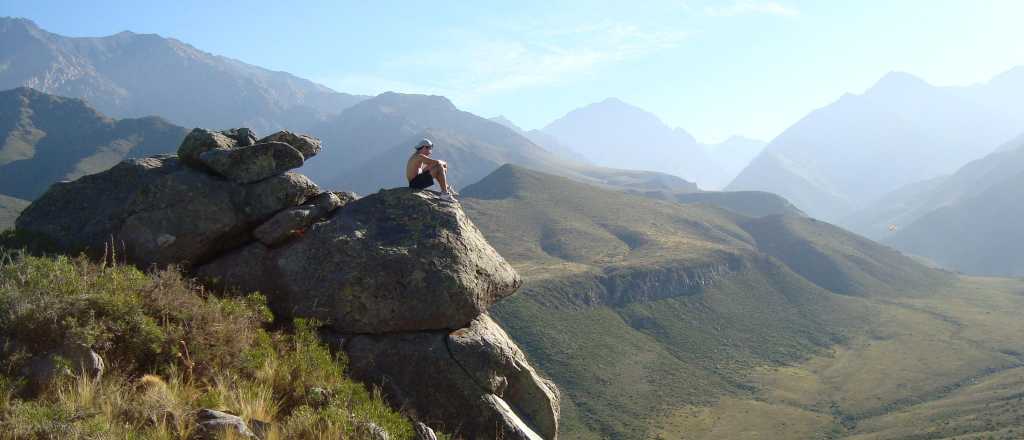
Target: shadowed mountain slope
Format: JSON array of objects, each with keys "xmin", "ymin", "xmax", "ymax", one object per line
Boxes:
[
  {"xmin": 844, "ymin": 134, "xmax": 1024, "ymax": 239},
  {"xmin": 0, "ymin": 17, "xmax": 365, "ymax": 133},
  {"xmin": 460, "ymin": 165, "xmax": 948, "ymax": 438},
  {"xmin": 886, "ymin": 170, "xmax": 1024, "ymax": 276},
  {"xmin": 672, "ymin": 190, "xmax": 803, "ymax": 218},
  {"xmin": 840, "ymin": 134, "xmax": 1024, "ymax": 276},
  {"xmin": 0, "ymin": 87, "xmax": 188, "ymax": 200}
]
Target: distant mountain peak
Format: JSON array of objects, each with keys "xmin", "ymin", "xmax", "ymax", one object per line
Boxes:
[
  {"xmin": 368, "ymin": 91, "xmax": 457, "ymax": 111},
  {"xmin": 866, "ymin": 71, "xmax": 931, "ymax": 95},
  {"xmin": 489, "ymin": 115, "xmax": 524, "ymax": 133}
]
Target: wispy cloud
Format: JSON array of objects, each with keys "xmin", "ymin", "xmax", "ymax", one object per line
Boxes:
[
  {"xmin": 704, "ymin": 1, "xmax": 800, "ymax": 17},
  {"xmin": 320, "ymin": 22, "xmax": 690, "ymax": 104}
]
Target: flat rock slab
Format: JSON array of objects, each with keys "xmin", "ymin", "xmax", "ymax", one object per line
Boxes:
[{"xmin": 199, "ymin": 141, "xmax": 304, "ymax": 183}]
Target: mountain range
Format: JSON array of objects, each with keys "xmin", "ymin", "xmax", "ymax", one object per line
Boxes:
[
  {"xmin": 301, "ymin": 92, "xmax": 707, "ymax": 198},
  {"xmin": 0, "ymin": 86, "xmax": 188, "ymax": 202},
  {"xmin": 538, "ymin": 98, "xmax": 730, "ymax": 189},
  {"xmin": 0, "ymin": 17, "xmax": 366, "ymax": 133},
  {"xmin": 841, "ymin": 134, "xmax": 1024, "ymax": 276},
  {"xmin": 728, "ymin": 70, "xmax": 1024, "ymax": 221}
]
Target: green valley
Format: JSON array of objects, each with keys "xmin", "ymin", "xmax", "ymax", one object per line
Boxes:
[{"xmin": 462, "ymin": 165, "xmax": 1023, "ymax": 439}]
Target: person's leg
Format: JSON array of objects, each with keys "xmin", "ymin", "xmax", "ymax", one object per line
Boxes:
[{"xmin": 429, "ymin": 164, "xmax": 450, "ymax": 193}]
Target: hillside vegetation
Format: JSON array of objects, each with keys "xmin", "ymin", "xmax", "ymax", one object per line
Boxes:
[
  {"xmin": 461, "ymin": 165, "xmax": 962, "ymax": 439},
  {"xmin": 0, "ymin": 249, "xmax": 418, "ymax": 439}
]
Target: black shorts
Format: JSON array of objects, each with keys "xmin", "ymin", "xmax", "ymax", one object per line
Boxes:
[{"xmin": 409, "ymin": 171, "xmax": 434, "ymax": 190}]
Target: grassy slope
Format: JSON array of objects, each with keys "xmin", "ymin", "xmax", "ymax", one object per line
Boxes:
[
  {"xmin": 653, "ymin": 276, "xmax": 1024, "ymax": 439},
  {"xmin": 462, "ymin": 165, "xmax": 948, "ymax": 439},
  {"xmin": 0, "ymin": 195, "xmax": 28, "ymax": 231},
  {"xmin": 0, "ymin": 251, "xmax": 420, "ymax": 440}
]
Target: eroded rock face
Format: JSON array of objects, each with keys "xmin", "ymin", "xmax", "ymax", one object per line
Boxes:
[
  {"xmin": 17, "ymin": 155, "xmax": 319, "ymax": 268},
  {"xmin": 342, "ymin": 319, "xmax": 555, "ymax": 440},
  {"xmin": 269, "ymin": 188, "xmax": 522, "ymax": 333}
]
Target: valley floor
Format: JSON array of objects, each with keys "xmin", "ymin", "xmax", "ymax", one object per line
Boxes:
[{"xmin": 651, "ymin": 276, "xmax": 1024, "ymax": 440}]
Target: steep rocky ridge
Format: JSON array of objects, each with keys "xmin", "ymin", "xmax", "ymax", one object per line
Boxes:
[
  {"xmin": 460, "ymin": 165, "xmax": 947, "ymax": 438},
  {"xmin": 16, "ymin": 129, "xmax": 559, "ymax": 439},
  {"xmin": 0, "ymin": 18, "xmax": 366, "ymax": 133}
]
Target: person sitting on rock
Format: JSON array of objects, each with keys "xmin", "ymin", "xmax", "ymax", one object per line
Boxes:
[{"xmin": 406, "ymin": 138, "xmax": 456, "ymax": 202}]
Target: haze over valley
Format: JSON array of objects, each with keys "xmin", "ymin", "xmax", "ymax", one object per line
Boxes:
[{"xmin": 3, "ymin": 3, "xmax": 1024, "ymax": 439}]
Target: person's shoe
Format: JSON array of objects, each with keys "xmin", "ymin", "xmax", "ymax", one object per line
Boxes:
[
  {"xmin": 440, "ymin": 192, "xmax": 457, "ymax": 202},
  {"xmin": 447, "ymin": 185, "xmax": 459, "ymax": 196}
]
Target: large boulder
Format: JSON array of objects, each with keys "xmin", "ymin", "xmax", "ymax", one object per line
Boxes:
[
  {"xmin": 198, "ymin": 141, "xmax": 305, "ymax": 183},
  {"xmin": 177, "ymin": 128, "xmax": 236, "ymax": 168},
  {"xmin": 448, "ymin": 315, "xmax": 560, "ymax": 439},
  {"xmin": 342, "ymin": 319, "xmax": 556, "ymax": 440},
  {"xmin": 17, "ymin": 155, "xmax": 319, "ymax": 268},
  {"xmin": 258, "ymin": 130, "xmax": 322, "ymax": 159},
  {"xmin": 268, "ymin": 188, "xmax": 521, "ymax": 333}
]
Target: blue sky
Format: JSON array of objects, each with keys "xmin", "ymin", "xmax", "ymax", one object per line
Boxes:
[{"xmin": 5, "ymin": 0, "xmax": 1024, "ymax": 142}]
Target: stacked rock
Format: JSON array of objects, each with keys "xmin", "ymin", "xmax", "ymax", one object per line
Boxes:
[
  {"xmin": 16, "ymin": 128, "xmax": 561, "ymax": 440},
  {"xmin": 16, "ymin": 128, "xmax": 338, "ymax": 268}
]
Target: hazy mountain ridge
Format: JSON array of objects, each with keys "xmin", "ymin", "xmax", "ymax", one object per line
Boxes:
[
  {"xmin": 0, "ymin": 87, "xmax": 188, "ymax": 200},
  {"xmin": 728, "ymin": 70, "xmax": 1024, "ymax": 220},
  {"xmin": 489, "ymin": 115, "xmax": 590, "ymax": 163},
  {"xmin": 0, "ymin": 17, "xmax": 367, "ymax": 133},
  {"xmin": 540, "ymin": 98, "xmax": 729, "ymax": 189},
  {"xmin": 703, "ymin": 135, "xmax": 766, "ymax": 185},
  {"xmin": 848, "ymin": 137, "xmax": 1024, "ymax": 276},
  {"xmin": 304, "ymin": 92, "xmax": 705, "ymax": 197}
]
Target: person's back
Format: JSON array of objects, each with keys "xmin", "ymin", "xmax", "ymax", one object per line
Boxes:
[{"xmin": 405, "ymin": 138, "xmax": 456, "ymax": 201}]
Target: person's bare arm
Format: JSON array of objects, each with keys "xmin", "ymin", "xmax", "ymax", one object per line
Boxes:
[{"xmin": 416, "ymin": 154, "xmax": 442, "ymax": 167}]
